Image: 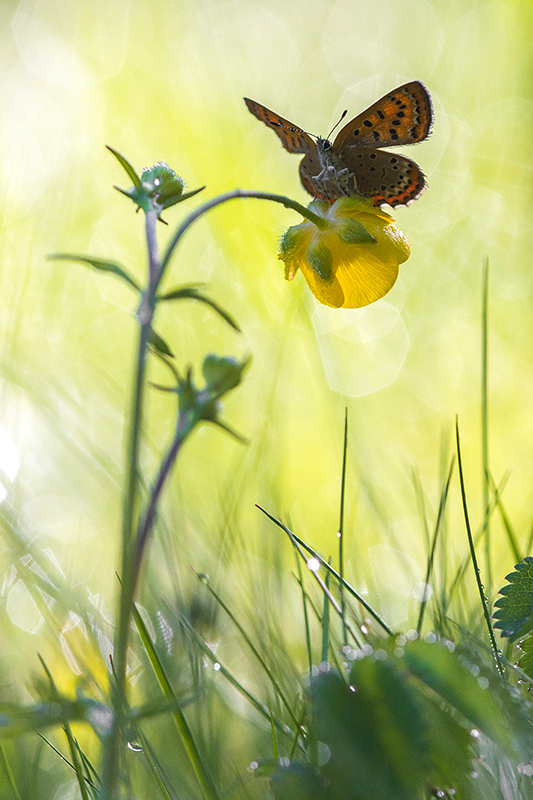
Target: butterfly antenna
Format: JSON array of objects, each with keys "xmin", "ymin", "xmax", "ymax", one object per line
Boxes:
[{"xmin": 327, "ymin": 109, "xmax": 348, "ymax": 141}]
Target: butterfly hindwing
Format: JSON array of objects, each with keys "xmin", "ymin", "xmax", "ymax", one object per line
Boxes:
[{"xmin": 342, "ymin": 148, "xmax": 427, "ymax": 207}]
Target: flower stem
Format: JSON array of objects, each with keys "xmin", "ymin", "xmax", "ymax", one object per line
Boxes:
[
  {"xmin": 159, "ymin": 189, "xmax": 328, "ymax": 291},
  {"xmin": 102, "ymin": 188, "xmax": 312, "ymax": 797},
  {"xmin": 100, "ymin": 210, "xmax": 159, "ymax": 800}
]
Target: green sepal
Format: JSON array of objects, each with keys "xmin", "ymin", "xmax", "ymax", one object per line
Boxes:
[
  {"xmin": 338, "ymin": 217, "xmax": 375, "ymax": 244},
  {"xmin": 106, "ymin": 145, "xmax": 142, "ymax": 189},
  {"xmin": 47, "ymin": 254, "xmax": 141, "ymax": 292},
  {"xmin": 307, "ymin": 242, "xmax": 334, "ymax": 282},
  {"xmin": 202, "ymin": 355, "xmax": 250, "ymax": 400},
  {"xmin": 107, "ymin": 148, "xmax": 204, "ymax": 217},
  {"xmin": 279, "ymin": 226, "xmax": 301, "ymax": 260},
  {"xmin": 151, "ymin": 356, "xmax": 249, "ymax": 441}
]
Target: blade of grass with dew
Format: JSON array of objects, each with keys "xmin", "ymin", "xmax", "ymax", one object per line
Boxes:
[
  {"xmin": 481, "ymin": 257, "xmax": 491, "ymax": 591},
  {"xmin": 294, "ymin": 550, "xmax": 313, "ymax": 678},
  {"xmin": 257, "ymin": 505, "xmax": 395, "ymax": 636},
  {"xmin": 416, "ymin": 458, "xmax": 455, "ymax": 636},
  {"xmin": 321, "ymin": 558, "xmax": 332, "ymax": 664},
  {"xmin": 191, "ymin": 572, "xmax": 304, "ymax": 736},
  {"xmin": 132, "ymin": 603, "xmax": 222, "ymax": 800},
  {"xmin": 269, "ymin": 711, "xmax": 279, "ymax": 760},
  {"xmin": 455, "ymin": 418, "xmax": 504, "ymax": 675},
  {"xmin": 134, "ymin": 727, "xmax": 174, "ymax": 800},
  {"xmin": 338, "ymin": 408, "xmax": 348, "ymax": 649},
  {"xmin": 286, "ymin": 529, "xmax": 362, "ymax": 650},
  {"xmin": 172, "ymin": 608, "xmax": 299, "ymax": 746},
  {"xmin": 488, "ymin": 471, "xmax": 523, "ymax": 564},
  {"xmin": 37, "ymin": 655, "xmax": 91, "ymax": 800},
  {"xmin": 289, "ymin": 708, "xmax": 307, "ymax": 761},
  {"xmin": 443, "ymin": 471, "xmax": 509, "ymax": 617}
]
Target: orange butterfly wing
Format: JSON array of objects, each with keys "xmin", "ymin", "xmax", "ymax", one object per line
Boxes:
[
  {"xmin": 244, "ymin": 98, "xmax": 315, "ymax": 154},
  {"xmin": 340, "ymin": 148, "xmax": 428, "ymax": 207},
  {"xmin": 332, "ymin": 81, "xmax": 433, "ymax": 151},
  {"xmin": 245, "ymin": 82, "xmax": 433, "ymax": 208}
]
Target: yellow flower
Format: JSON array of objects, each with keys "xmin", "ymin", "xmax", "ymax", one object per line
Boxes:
[{"xmin": 278, "ymin": 196, "xmax": 411, "ymax": 309}]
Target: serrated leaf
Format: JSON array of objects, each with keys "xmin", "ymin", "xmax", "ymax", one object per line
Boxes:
[
  {"xmin": 48, "ymin": 254, "xmax": 140, "ymax": 292},
  {"xmin": 158, "ymin": 287, "xmax": 241, "ymax": 332},
  {"xmin": 493, "ymin": 557, "xmax": 533, "ymax": 641},
  {"xmin": 106, "ymin": 145, "xmax": 142, "ymax": 188}
]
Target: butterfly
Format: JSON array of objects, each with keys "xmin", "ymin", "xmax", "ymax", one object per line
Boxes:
[{"xmin": 244, "ymin": 81, "xmax": 433, "ymax": 208}]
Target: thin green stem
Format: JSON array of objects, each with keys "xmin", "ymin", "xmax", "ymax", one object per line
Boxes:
[
  {"xmin": 103, "ymin": 187, "xmax": 322, "ymax": 797},
  {"xmin": 132, "ymin": 410, "xmax": 192, "ymax": 593},
  {"xmin": 338, "ymin": 408, "xmax": 348, "ymax": 648},
  {"xmin": 416, "ymin": 458, "xmax": 454, "ymax": 635},
  {"xmin": 481, "ymin": 258, "xmax": 491, "ymax": 591},
  {"xmin": 159, "ymin": 189, "xmax": 328, "ymax": 291},
  {"xmin": 294, "ymin": 550, "xmax": 313, "ymax": 678},
  {"xmin": 455, "ymin": 418, "xmax": 503, "ymax": 676},
  {"xmin": 287, "ymin": 530, "xmax": 362, "ymax": 648},
  {"xmin": 101, "ymin": 210, "xmax": 159, "ymax": 800},
  {"xmin": 257, "ymin": 505, "xmax": 395, "ymax": 636}
]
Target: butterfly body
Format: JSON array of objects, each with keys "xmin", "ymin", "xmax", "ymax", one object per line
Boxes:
[{"xmin": 244, "ymin": 81, "xmax": 433, "ymax": 208}]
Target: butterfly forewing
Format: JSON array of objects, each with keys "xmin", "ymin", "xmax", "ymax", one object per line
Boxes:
[
  {"xmin": 333, "ymin": 81, "xmax": 433, "ymax": 151},
  {"xmin": 244, "ymin": 97, "xmax": 315, "ymax": 154}
]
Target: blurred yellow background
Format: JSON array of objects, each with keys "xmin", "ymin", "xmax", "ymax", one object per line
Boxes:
[{"xmin": 1, "ymin": 0, "xmax": 532, "ymax": 665}]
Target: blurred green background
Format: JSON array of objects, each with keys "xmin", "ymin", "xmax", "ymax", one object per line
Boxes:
[{"xmin": 0, "ymin": 0, "xmax": 532, "ymax": 696}]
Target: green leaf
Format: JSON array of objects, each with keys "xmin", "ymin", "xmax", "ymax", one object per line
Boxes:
[
  {"xmin": 157, "ymin": 286, "xmax": 241, "ymax": 332},
  {"xmin": 106, "ymin": 145, "xmax": 142, "ymax": 189},
  {"xmin": 148, "ymin": 330, "xmax": 174, "ymax": 358},
  {"xmin": 493, "ymin": 557, "xmax": 533, "ymax": 641},
  {"xmin": 401, "ymin": 639, "xmax": 517, "ymax": 754},
  {"xmin": 310, "ymin": 650, "xmax": 477, "ymax": 800},
  {"xmin": 48, "ymin": 254, "xmax": 141, "ymax": 292},
  {"xmin": 263, "ymin": 760, "xmax": 329, "ymax": 800},
  {"xmin": 493, "ymin": 556, "xmax": 533, "ymax": 642}
]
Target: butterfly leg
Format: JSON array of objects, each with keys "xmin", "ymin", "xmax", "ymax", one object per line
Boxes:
[{"xmin": 312, "ymin": 165, "xmax": 356, "ymax": 197}]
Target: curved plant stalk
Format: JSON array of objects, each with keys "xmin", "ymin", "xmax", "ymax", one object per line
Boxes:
[{"xmin": 99, "ymin": 160, "xmax": 328, "ymax": 799}]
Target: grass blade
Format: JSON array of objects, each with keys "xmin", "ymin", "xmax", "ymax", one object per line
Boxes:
[
  {"xmin": 257, "ymin": 505, "xmax": 394, "ymax": 636},
  {"xmin": 132, "ymin": 603, "xmax": 222, "ymax": 800},
  {"xmin": 455, "ymin": 418, "xmax": 503, "ymax": 675}
]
